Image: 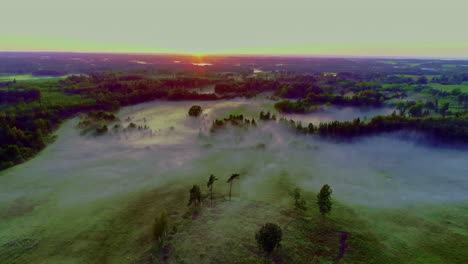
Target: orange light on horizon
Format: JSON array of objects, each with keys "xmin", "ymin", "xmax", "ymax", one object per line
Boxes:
[{"xmin": 191, "ymin": 62, "xmax": 213, "ymax": 66}]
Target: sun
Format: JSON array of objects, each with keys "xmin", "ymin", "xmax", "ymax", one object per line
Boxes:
[{"xmin": 193, "ymin": 53, "xmax": 204, "ymax": 61}]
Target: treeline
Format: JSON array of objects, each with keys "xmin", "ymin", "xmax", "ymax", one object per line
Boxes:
[
  {"xmin": 62, "ymin": 74, "xmax": 221, "ymax": 110},
  {"xmin": 274, "ymin": 90, "xmax": 387, "ymax": 113},
  {"xmin": 210, "ymin": 114, "xmax": 257, "ymax": 133},
  {"xmin": 278, "ymin": 113, "xmax": 468, "ymax": 143},
  {"xmin": 214, "ymin": 79, "xmax": 280, "ymax": 97},
  {"xmin": 0, "ymin": 89, "xmax": 41, "ymax": 104},
  {"xmin": 0, "ymin": 100, "xmax": 100, "ymax": 170},
  {"xmin": 213, "ymin": 73, "xmax": 385, "ymax": 100},
  {"xmin": 32, "ymin": 70, "xmax": 67, "ymax": 76},
  {"xmin": 382, "ymin": 74, "xmax": 468, "ymax": 85}
]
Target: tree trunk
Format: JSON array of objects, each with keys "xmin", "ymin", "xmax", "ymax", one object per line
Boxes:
[{"xmin": 210, "ymin": 186, "xmax": 213, "ymax": 205}]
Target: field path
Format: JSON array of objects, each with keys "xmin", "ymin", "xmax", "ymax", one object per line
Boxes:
[{"xmin": 334, "ymin": 231, "xmax": 349, "ymax": 263}]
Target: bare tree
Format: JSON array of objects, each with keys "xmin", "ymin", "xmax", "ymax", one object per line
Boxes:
[
  {"xmin": 207, "ymin": 174, "xmax": 218, "ymax": 205},
  {"xmin": 227, "ymin": 173, "xmax": 240, "ymax": 201},
  {"xmin": 188, "ymin": 185, "xmax": 202, "ymax": 207}
]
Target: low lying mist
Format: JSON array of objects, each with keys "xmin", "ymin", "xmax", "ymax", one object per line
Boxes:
[{"xmin": 0, "ymin": 99, "xmax": 466, "ymax": 247}]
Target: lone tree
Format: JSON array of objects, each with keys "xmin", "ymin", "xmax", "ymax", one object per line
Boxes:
[
  {"xmin": 227, "ymin": 173, "xmax": 240, "ymax": 201},
  {"xmin": 188, "ymin": 185, "xmax": 202, "ymax": 207},
  {"xmin": 317, "ymin": 184, "xmax": 332, "ymax": 216},
  {"xmin": 153, "ymin": 211, "xmax": 168, "ymax": 247},
  {"xmin": 292, "ymin": 187, "xmax": 307, "ymax": 211},
  {"xmin": 255, "ymin": 223, "xmax": 282, "ymax": 255},
  {"xmin": 207, "ymin": 174, "xmax": 218, "ymax": 205},
  {"xmin": 188, "ymin": 105, "xmax": 202, "ymax": 117}
]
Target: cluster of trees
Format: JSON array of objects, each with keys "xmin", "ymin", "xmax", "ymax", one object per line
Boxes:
[
  {"xmin": 395, "ymin": 100, "xmax": 451, "ymax": 117},
  {"xmin": 0, "ymin": 89, "xmax": 41, "ymax": 104},
  {"xmin": 77, "ymin": 111, "xmax": 119, "ymax": 136},
  {"xmin": 274, "ymin": 90, "xmax": 386, "ymax": 113},
  {"xmin": 61, "ymin": 74, "xmax": 220, "ymax": 111},
  {"xmin": 211, "ymin": 73, "xmax": 388, "ymax": 101},
  {"xmin": 187, "ymin": 173, "xmax": 240, "ymax": 208},
  {"xmin": 153, "ymin": 173, "xmax": 241, "ymax": 249},
  {"xmin": 0, "ymin": 109, "xmax": 52, "ymax": 169},
  {"xmin": 278, "ymin": 113, "xmax": 468, "ymax": 143},
  {"xmin": 214, "ymin": 79, "xmax": 280, "ymax": 97},
  {"xmin": 431, "ymin": 74, "xmax": 468, "ymax": 85},
  {"xmin": 259, "ymin": 111, "xmax": 277, "ymax": 121},
  {"xmin": 210, "ymin": 114, "xmax": 257, "ymax": 133},
  {"xmin": 0, "ymin": 79, "xmax": 16, "ymax": 88},
  {"xmin": 274, "ymin": 99, "xmax": 313, "ymax": 113},
  {"xmin": 291, "ymin": 185, "xmax": 333, "ymax": 216},
  {"xmin": 175, "ymin": 173, "xmax": 334, "ymax": 258},
  {"xmin": 382, "ymin": 74, "xmax": 468, "ymax": 85},
  {"xmin": 255, "ymin": 184, "xmax": 333, "ymax": 257},
  {"xmin": 32, "ymin": 70, "xmax": 66, "ymax": 76}
]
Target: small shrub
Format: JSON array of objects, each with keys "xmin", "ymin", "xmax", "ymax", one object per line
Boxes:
[
  {"xmin": 153, "ymin": 211, "xmax": 168, "ymax": 246},
  {"xmin": 188, "ymin": 105, "xmax": 202, "ymax": 116},
  {"xmin": 317, "ymin": 184, "xmax": 332, "ymax": 216},
  {"xmin": 255, "ymin": 223, "xmax": 282, "ymax": 254}
]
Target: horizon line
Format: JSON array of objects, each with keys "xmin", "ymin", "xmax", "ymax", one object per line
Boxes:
[{"xmin": 1, "ymin": 50, "xmax": 468, "ymax": 61}]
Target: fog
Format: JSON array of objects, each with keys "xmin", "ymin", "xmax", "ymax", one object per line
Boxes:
[{"xmin": 0, "ymin": 99, "xmax": 467, "ymax": 257}]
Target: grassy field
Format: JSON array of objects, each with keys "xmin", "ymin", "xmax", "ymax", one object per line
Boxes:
[
  {"xmin": 3, "ymin": 176, "xmax": 465, "ymax": 264},
  {"xmin": 388, "ymin": 74, "xmax": 440, "ymax": 81},
  {"xmin": 429, "ymin": 83, "xmax": 468, "ymax": 93},
  {"xmin": 0, "ymin": 74, "xmax": 71, "ymax": 82},
  {"xmin": 0, "ymin": 78, "xmax": 95, "ymax": 112}
]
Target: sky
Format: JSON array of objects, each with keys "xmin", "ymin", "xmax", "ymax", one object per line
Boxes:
[{"xmin": 1, "ymin": 0, "xmax": 467, "ymax": 58}]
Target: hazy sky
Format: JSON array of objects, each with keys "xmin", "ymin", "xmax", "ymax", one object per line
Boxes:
[{"xmin": 1, "ymin": 0, "xmax": 467, "ymax": 57}]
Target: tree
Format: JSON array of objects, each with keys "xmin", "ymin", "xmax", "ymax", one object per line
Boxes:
[
  {"xmin": 153, "ymin": 211, "xmax": 168, "ymax": 247},
  {"xmin": 440, "ymin": 102, "xmax": 450, "ymax": 116},
  {"xmin": 395, "ymin": 101, "xmax": 408, "ymax": 116},
  {"xmin": 317, "ymin": 184, "xmax": 332, "ymax": 216},
  {"xmin": 227, "ymin": 173, "xmax": 240, "ymax": 201},
  {"xmin": 417, "ymin": 76, "xmax": 428, "ymax": 84},
  {"xmin": 207, "ymin": 174, "xmax": 218, "ymax": 205},
  {"xmin": 188, "ymin": 105, "xmax": 202, "ymax": 117},
  {"xmin": 292, "ymin": 187, "xmax": 307, "ymax": 211},
  {"xmin": 188, "ymin": 185, "xmax": 202, "ymax": 206},
  {"xmin": 408, "ymin": 102, "xmax": 424, "ymax": 117},
  {"xmin": 255, "ymin": 223, "xmax": 282, "ymax": 255}
]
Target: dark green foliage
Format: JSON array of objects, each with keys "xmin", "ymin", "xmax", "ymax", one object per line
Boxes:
[
  {"xmin": 259, "ymin": 111, "xmax": 276, "ymax": 121},
  {"xmin": 210, "ymin": 115, "xmax": 254, "ymax": 133},
  {"xmin": 188, "ymin": 105, "xmax": 202, "ymax": 117},
  {"xmin": 0, "ymin": 89, "xmax": 41, "ymax": 104},
  {"xmin": 317, "ymin": 184, "xmax": 333, "ymax": 216},
  {"xmin": 274, "ymin": 99, "xmax": 310, "ymax": 113},
  {"xmin": 280, "ymin": 112, "xmax": 468, "ymax": 143},
  {"xmin": 292, "ymin": 187, "xmax": 307, "ymax": 211},
  {"xmin": 255, "ymin": 223, "xmax": 283, "ymax": 254},
  {"xmin": 188, "ymin": 185, "xmax": 202, "ymax": 207},
  {"xmin": 77, "ymin": 111, "xmax": 117, "ymax": 136},
  {"xmin": 408, "ymin": 102, "xmax": 425, "ymax": 117},
  {"xmin": 87, "ymin": 110, "xmax": 117, "ymax": 121},
  {"xmin": 153, "ymin": 211, "xmax": 168, "ymax": 246},
  {"xmin": 275, "ymin": 90, "xmax": 386, "ymax": 113},
  {"xmin": 440, "ymin": 102, "xmax": 450, "ymax": 116}
]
